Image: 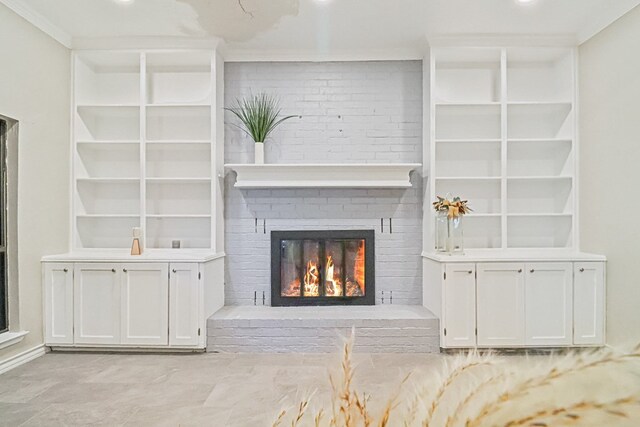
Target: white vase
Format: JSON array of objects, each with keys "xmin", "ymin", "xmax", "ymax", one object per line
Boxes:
[{"xmin": 254, "ymin": 142, "xmax": 264, "ymax": 164}]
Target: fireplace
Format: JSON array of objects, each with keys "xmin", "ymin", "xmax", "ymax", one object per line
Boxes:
[{"xmin": 271, "ymin": 230, "xmax": 375, "ymax": 306}]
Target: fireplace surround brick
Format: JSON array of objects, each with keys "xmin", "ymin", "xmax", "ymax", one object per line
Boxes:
[
  {"xmin": 207, "ymin": 306, "xmax": 439, "ymax": 353},
  {"xmin": 224, "ymin": 61, "xmax": 423, "ymax": 306}
]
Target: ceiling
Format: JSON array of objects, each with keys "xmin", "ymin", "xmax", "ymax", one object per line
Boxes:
[{"xmin": 2, "ymin": 0, "xmax": 639, "ymax": 57}]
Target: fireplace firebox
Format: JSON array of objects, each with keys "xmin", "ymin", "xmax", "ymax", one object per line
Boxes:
[{"xmin": 271, "ymin": 230, "xmax": 375, "ymax": 306}]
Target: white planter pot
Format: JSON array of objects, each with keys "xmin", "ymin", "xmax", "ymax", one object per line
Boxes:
[{"xmin": 254, "ymin": 142, "xmax": 265, "ymax": 164}]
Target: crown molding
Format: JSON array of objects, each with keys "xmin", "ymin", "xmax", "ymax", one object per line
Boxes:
[
  {"xmin": 0, "ymin": 0, "xmax": 72, "ymax": 48},
  {"xmin": 224, "ymin": 46, "xmax": 424, "ymax": 62},
  {"xmin": 426, "ymin": 33, "xmax": 578, "ymax": 48},
  {"xmin": 72, "ymin": 36, "xmax": 224, "ymax": 51}
]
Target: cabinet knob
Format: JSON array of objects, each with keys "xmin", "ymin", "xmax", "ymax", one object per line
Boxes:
[
  {"xmin": 579, "ymin": 268, "xmax": 585, "ymax": 273},
  {"xmin": 468, "ymin": 270, "xmax": 473, "ymax": 274},
  {"xmin": 518, "ymin": 269, "xmax": 523, "ymax": 273},
  {"xmin": 530, "ymin": 269, "xmax": 535, "ymax": 273},
  {"xmin": 172, "ymin": 269, "xmax": 177, "ymax": 273},
  {"xmin": 111, "ymin": 269, "xmax": 116, "ymax": 273},
  {"xmin": 123, "ymin": 268, "xmax": 128, "ymax": 273},
  {"xmin": 63, "ymin": 268, "xmax": 68, "ymax": 273}
]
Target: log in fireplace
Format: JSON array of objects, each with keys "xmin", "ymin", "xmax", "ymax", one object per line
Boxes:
[{"xmin": 271, "ymin": 230, "xmax": 375, "ymax": 306}]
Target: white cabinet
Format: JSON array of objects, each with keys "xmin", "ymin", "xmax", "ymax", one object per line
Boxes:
[
  {"xmin": 43, "ymin": 263, "xmax": 74, "ymax": 345},
  {"xmin": 443, "ymin": 264, "xmax": 476, "ymax": 347},
  {"xmin": 525, "ymin": 263, "xmax": 572, "ymax": 346},
  {"xmin": 121, "ymin": 263, "xmax": 169, "ymax": 346},
  {"xmin": 43, "ymin": 255, "xmax": 224, "ymax": 350},
  {"xmin": 169, "ymin": 263, "xmax": 200, "ymax": 346},
  {"xmin": 74, "ymin": 263, "xmax": 121, "ymax": 345},
  {"xmin": 574, "ymin": 262, "xmax": 605, "ymax": 345},
  {"xmin": 477, "ymin": 263, "xmax": 525, "ymax": 347},
  {"xmin": 424, "ymin": 255, "xmax": 606, "ymax": 349}
]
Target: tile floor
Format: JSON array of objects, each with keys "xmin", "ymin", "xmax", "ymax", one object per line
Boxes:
[{"xmin": 0, "ymin": 349, "xmax": 448, "ymax": 426}]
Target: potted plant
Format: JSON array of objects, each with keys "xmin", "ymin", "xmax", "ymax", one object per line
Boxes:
[{"xmin": 225, "ymin": 93, "xmax": 297, "ymax": 164}]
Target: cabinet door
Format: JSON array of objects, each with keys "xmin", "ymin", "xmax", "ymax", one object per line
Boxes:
[
  {"xmin": 574, "ymin": 262, "xmax": 605, "ymax": 345},
  {"xmin": 443, "ymin": 264, "xmax": 476, "ymax": 348},
  {"xmin": 43, "ymin": 263, "xmax": 74, "ymax": 345},
  {"xmin": 169, "ymin": 263, "xmax": 200, "ymax": 346},
  {"xmin": 525, "ymin": 263, "xmax": 572, "ymax": 346},
  {"xmin": 477, "ymin": 263, "xmax": 525, "ymax": 347},
  {"xmin": 74, "ymin": 263, "xmax": 120, "ymax": 345},
  {"xmin": 121, "ymin": 263, "xmax": 169, "ymax": 346}
]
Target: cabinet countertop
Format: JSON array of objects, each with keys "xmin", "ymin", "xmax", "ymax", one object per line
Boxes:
[
  {"xmin": 42, "ymin": 250, "xmax": 225, "ymax": 263},
  {"xmin": 422, "ymin": 250, "xmax": 606, "ymax": 263}
]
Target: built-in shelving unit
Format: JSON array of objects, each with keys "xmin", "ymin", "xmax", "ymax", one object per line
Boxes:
[
  {"xmin": 225, "ymin": 163, "xmax": 422, "ymax": 189},
  {"xmin": 428, "ymin": 46, "xmax": 576, "ymax": 250},
  {"xmin": 72, "ymin": 49, "xmax": 223, "ymax": 251}
]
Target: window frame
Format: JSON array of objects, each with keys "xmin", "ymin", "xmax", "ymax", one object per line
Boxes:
[{"xmin": 0, "ymin": 117, "xmax": 7, "ymax": 333}]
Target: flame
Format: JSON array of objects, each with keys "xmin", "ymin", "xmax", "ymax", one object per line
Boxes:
[
  {"xmin": 355, "ymin": 240, "xmax": 365, "ymax": 294},
  {"xmin": 281, "ymin": 239, "xmax": 366, "ymax": 298},
  {"xmin": 346, "ymin": 240, "xmax": 366, "ymax": 297},
  {"xmin": 303, "ymin": 260, "xmax": 320, "ymax": 297},
  {"xmin": 281, "ymin": 277, "xmax": 301, "ymax": 297},
  {"xmin": 325, "ymin": 255, "xmax": 343, "ymax": 297}
]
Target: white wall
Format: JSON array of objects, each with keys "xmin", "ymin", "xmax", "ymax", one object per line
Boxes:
[
  {"xmin": 0, "ymin": 4, "xmax": 70, "ymax": 362},
  {"xmin": 579, "ymin": 5, "xmax": 640, "ymax": 346}
]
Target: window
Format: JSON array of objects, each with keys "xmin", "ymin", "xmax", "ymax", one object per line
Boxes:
[
  {"xmin": 0, "ymin": 115, "xmax": 16, "ymax": 334},
  {"xmin": 0, "ymin": 118, "xmax": 7, "ymax": 332}
]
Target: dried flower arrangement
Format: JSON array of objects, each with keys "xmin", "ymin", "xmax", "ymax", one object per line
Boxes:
[
  {"xmin": 273, "ymin": 334, "xmax": 640, "ymax": 427},
  {"xmin": 433, "ymin": 195, "xmax": 472, "ymax": 219}
]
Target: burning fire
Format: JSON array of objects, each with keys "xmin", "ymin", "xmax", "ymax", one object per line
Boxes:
[
  {"xmin": 281, "ymin": 239, "xmax": 366, "ymax": 298},
  {"xmin": 325, "ymin": 256, "xmax": 343, "ymax": 297},
  {"xmin": 303, "ymin": 261, "xmax": 320, "ymax": 297},
  {"xmin": 346, "ymin": 240, "xmax": 365, "ymax": 297},
  {"xmin": 282, "ymin": 278, "xmax": 301, "ymax": 297},
  {"xmin": 355, "ymin": 240, "xmax": 365, "ymax": 293}
]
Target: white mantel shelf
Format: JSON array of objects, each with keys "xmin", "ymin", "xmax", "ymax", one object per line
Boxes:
[{"xmin": 224, "ymin": 163, "xmax": 422, "ymax": 189}]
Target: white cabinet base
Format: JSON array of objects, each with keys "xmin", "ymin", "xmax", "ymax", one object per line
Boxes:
[
  {"xmin": 525, "ymin": 263, "xmax": 572, "ymax": 346},
  {"xmin": 121, "ymin": 263, "xmax": 169, "ymax": 346},
  {"xmin": 74, "ymin": 263, "xmax": 121, "ymax": 345},
  {"xmin": 443, "ymin": 264, "xmax": 476, "ymax": 348},
  {"xmin": 43, "ymin": 263, "xmax": 74, "ymax": 345},
  {"xmin": 477, "ymin": 263, "xmax": 525, "ymax": 347},
  {"xmin": 169, "ymin": 263, "xmax": 201, "ymax": 347},
  {"xmin": 43, "ymin": 253, "xmax": 224, "ymax": 350},
  {"xmin": 574, "ymin": 262, "xmax": 606, "ymax": 345},
  {"xmin": 424, "ymin": 254, "xmax": 606, "ymax": 349}
]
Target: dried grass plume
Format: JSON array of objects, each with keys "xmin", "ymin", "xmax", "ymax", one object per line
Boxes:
[{"xmin": 273, "ymin": 333, "xmax": 640, "ymax": 426}]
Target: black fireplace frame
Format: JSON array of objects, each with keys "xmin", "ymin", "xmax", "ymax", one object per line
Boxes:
[{"xmin": 271, "ymin": 230, "xmax": 375, "ymax": 306}]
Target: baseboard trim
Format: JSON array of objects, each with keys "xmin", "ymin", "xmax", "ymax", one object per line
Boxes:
[
  {"xmin": 49, "ymin": 346, "xmax": 205, "ymax": 354},
  {"xmin": 0, "ymin": 344, "xmax": 47, "ymax": 375}
]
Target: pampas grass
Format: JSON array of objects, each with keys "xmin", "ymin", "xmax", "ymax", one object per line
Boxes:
[{"xmin": 273, "ymin": 333, "xmax": 640, "ymax": 427}]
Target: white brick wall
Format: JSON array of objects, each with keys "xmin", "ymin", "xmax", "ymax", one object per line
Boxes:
[{"xmin": 224, "ymin": 61, "xmax": 423, "ymax": 306}]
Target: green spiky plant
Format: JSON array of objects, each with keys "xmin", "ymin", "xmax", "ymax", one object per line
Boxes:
[{"xmin": 225, "ymin": 93, "xmax": 297, "ymax": 143}]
